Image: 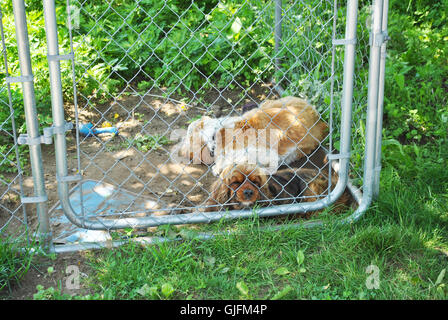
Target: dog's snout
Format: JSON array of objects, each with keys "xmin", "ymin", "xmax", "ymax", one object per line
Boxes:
[{"xmin": 243, "ymin": 189, "xmax": 254, "ymax": 199}]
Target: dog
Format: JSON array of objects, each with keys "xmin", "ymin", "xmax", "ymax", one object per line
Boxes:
[
  {"xmin": 212, "ymin": 96, "xmax": 328, "ymax": 175},
  {"xmin": 206, "ymin": 164, "xmax": 353, "ymax": 217},
  {"xmin": 177, "ymin": 96, "xmax": 328, "ymax": 173}
]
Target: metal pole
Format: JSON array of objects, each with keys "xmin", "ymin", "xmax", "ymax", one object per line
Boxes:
[
  {"xmin": 336, "ymin": 0, "xmax": 359, "ymax": 187},
  {"xmin": 0, "ymin": 8, "xmax": 29, "ymax": 243},
  {"xmin": 273, "ymin": 0, "xmax": 285, "ymax": 95},
  {"xmin": 372, "ymin": 0, "xmax": 389, "ymax": 199},
  {"xmin": 12, "ymin": 0, "xmax": 51, "ymax": 249},
  {"xmin": 347, "ymin": 0, "xmax": 384, "ymax": 222},
  {"xmin": 42, "ymin": 0, "xmax": 77, "ymax": 222},
  {"xmin": 274, "ymin": 0, "xmax": 282, "ymax": 73}
]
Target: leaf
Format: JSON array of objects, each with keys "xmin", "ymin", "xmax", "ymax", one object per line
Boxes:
[
  {"xmin": 435, "ymin": 269, "xmax": 446, "ymax": 286},
  {"xmin": 161, "ymin": 283, "xmax": 175, "ymax": 298},
  {"xmin": 296, "ymin": 250, "xmax": 305, "ymax": 266},
  {"xmin": 274, "ymin": 267, "xmax": 290, "ymax": 276},
  {"xmin": 395, "ymin": 73, "xmax": 405, "ymax": 90},
  {"xmin": 47, "ymin": 267, "xmax": 54, "ymax": 275},
  {"xmin": 236, "ymin": 281, "xmax": 249, "ymax": 297},
  {"xmin": 271, "ymin": 285, "xmax": 293, "ymax": 300}
]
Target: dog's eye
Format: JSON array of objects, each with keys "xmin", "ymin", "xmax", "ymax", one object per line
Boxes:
[
  {"xmin": 250, "ymin": 179, "xmax": 261, "ymax": 187},
  {"xmin": 229, "ymin": 182, "xmax": 240, "ymax": 189}
]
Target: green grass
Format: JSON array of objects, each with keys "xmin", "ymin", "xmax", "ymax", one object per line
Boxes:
[
  {"xmin": 126, "ymin": 134, "xmax": 172, "ymax": 153},
  {"xmin": 69, "ymin": 140, "xmax": 446, "ymax": 300},
  {"xmin": 0, "ymin": 236, "xmax": 35, "ymax": 292}
]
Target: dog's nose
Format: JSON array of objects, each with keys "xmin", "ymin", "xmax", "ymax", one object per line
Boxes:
[{"xmin": 243, "ymin": 189, "xmax": 254, "ymax": 199}]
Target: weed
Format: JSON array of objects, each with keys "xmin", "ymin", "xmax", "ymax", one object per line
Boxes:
[{"xmin": 0, "ymin": 236, "xmax": 35, "ymax": 292}]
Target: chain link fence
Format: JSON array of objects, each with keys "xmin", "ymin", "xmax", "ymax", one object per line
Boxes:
[
  {"xmin": 0, "ymin": 6, "xmax": 29, "ymax": 243},
  {"xmin": 0, "ymin": 0, "xmax": 389, "ymax": 252}
]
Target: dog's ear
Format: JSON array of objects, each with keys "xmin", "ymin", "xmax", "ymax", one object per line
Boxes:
[
  {"xmin": 266, "ymin": 176, "xmax": 282, "ymax": 198},
  {"xmin": 200, "ymin": 145, "xmax": 214, "ymax": 165},
  {"xmin": 207, "ymin": 178, "xmax": 231, "ymax": 209}
]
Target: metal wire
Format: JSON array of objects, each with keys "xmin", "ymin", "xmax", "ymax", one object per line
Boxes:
[
  {"xmin": 0, "ymin": 6, "xmax": 28, "ymax": 242},
  {"xmin": 43, "ymin": 0, "xmax": 355, "ymax": 230},
  {"xmin": 0, "ymin": 0, "xmax": 390, "ymax": 252}
]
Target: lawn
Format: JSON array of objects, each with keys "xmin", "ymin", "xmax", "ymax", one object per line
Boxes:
[
  {"xmin": 32, "ymin": 140, "xmax": 447, "ymax": 300},
  {"xmin": 3, "ymin": 139, "xmax": 446, "ymax": 300}
]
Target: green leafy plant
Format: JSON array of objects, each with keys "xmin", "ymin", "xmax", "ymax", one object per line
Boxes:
[
  {"xmin": 236, "ymin": 280, "xmax": 251, "ymax": 299},
  {"xmin": 0, "ymin": 237, "xmax": 35, "ymax": 291},
  {"xmin": 126, "ymin": 134, "xmax": 171, "ymax": 153}
]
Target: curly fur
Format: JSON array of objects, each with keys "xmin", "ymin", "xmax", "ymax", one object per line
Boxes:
[
  {"xmin": 178, "ymin": 97, "xmax": 328, "ymax": 170},
  {"xmin": 212, "ymin": 96, "xmax": 328, "ymax": 174}
]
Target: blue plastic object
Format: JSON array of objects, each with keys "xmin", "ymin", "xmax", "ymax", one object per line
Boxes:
[{"xmin": 78, "ymin": 123, "xmax": 118, "ymax": 137}]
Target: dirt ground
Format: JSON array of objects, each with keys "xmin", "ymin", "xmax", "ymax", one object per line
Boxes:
[
  {"xmin": 0, "ymin": 251, "xmax": 91, "ymax": 300},
  {"xmin": 57, "ymin": 84, "xmax": 281, "ymax": 211},
  {"xmin": 2, "ymin": 84, "xmax": 278, "ymax": 229}
]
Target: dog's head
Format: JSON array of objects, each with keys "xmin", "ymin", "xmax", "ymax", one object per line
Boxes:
[
  {"xmin": 178, "ymin": 116, "xmax": 217, "ymax": 165},
  {"xmin": 207, "ymin": 164, "xmax": 270, "ymax": 210}
]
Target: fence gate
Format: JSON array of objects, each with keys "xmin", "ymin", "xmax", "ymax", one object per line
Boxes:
[{"xmin": 0, "ymin": 0, "xmax": 389, "ymax": 253}]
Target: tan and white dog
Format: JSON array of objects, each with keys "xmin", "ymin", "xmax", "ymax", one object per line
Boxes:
[
  {"xmin": 177, "ymin": 115, "xmax": 239, "ymax": 165},
  {"xmin": 213, "ymin": 96, "xmax": 327, "ymax": 174},
  {"xmin": 177, "ymin": 96, "xmax": 328, "ymax": 175}
]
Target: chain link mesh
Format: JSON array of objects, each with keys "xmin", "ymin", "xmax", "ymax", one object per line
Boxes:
[
  {"xmin": 1, "ymin": 0, "xmax": 373, "ymax": 242},
  {"xmin": 0, "ymin": 7, "xmax": 29, "ymax": 241}
]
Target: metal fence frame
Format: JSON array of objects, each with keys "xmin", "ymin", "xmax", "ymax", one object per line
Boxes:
[{"xmin": 1, "ymin": 0, "xmax": 389, "ymax": 253}]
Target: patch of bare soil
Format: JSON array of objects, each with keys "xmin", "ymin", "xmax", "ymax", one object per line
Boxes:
[{"xmin": 0, "ymin": 252, "xmax": 91, "ymax": 300}]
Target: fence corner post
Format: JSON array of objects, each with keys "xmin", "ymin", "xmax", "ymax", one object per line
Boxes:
[{"xmin": 12, "ymin": 0, "xmax": 52, "ymax": 251}]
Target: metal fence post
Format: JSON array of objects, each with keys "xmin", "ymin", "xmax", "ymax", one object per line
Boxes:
[
  {"xmin": 373, "ymin": 0, "xmax": 389, "ymax": 199},
  {"xmin": 11, "ymin": 0, "xmax": 51, "ymax": 250},
  {"xmin": 349, "ymin": 0, "xmax": 384, "ymax": 221},
  {"xmin": 273, "ymin": 0, "xmax": 284, "ymax": 95},
  {"xmin": 336, "ymin": 0, "xmax": 359, "ymax": 186},
  {"xmin": 42, "ymin": 0, "xmax": 84, "ymax": 230}
]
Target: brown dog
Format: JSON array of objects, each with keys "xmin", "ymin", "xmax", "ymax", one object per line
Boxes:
[
  {"xmin": 178, "ymin": 97, "xmax": 328, "ymax": 172},
  {"xmin": 206, "ymin": 164, "xmax": 353, "ymax": 217},
  {"xmin": 212, "ymin": 96, "xmax": 328, "ymax": 175}
]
